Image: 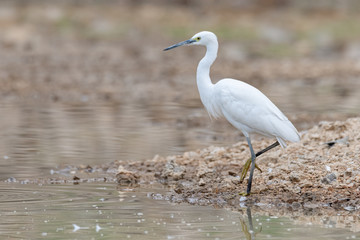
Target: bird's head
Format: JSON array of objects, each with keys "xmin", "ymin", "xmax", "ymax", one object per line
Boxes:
[{"xmin": 164, "ymin": 31, "xmax": 217, "ymax": 51}]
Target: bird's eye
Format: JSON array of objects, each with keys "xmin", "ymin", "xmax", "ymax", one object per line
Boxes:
[{"xmin": 196, "ymin": 37, "xmax": 201, "ymax": 41}]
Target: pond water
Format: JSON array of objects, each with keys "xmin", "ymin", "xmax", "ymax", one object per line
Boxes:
[
  {"xmin": 0, "ymin": 90, "xmax": 359, "ymax": 239},
  {"xmin": 0, "ymin": 102, "xmax": 237, "ymax": 180},
  {"xmin": 0, "ymin": 182, "xmax": 359, "ymax": 240}
]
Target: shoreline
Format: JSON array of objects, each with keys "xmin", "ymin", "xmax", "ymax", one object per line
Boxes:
[{"xmin": 9, "ymin": 117, "xmax": 359, "ymax": 216}]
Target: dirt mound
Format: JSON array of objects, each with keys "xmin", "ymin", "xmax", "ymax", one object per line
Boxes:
[
  {"xmin": 112, "ymin": 117, "xmax": 360, "ymax": 213},
  {"xmin": 36, "ymin": 117, "xmax": 359, "ymax": 216}
]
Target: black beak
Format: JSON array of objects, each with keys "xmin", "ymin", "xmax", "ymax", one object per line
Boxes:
[{"xmin": 163, "ymin": 39, "xmax": 196, "ymax": 51}]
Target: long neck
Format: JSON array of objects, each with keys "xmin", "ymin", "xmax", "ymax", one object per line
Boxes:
[{"xmin": 196, "ymin": 41, "xmax": 218, "ymax": 108}]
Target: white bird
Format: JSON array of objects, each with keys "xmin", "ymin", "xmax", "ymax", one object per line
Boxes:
[{"xmin": 164, "ymin": 31, "xmax": 300, "ymax": 195}]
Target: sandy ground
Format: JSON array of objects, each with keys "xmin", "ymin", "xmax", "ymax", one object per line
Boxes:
[{"xmin": 115, "ymin": 117, "xmax": 360, "ymax": 213}]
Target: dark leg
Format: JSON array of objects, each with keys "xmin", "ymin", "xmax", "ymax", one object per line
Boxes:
[
  {"xmin": 246, "ymin": 137, "xmax": 256, "ymax": 194},
  {"xmin": 255, "ymin": 141, "xmax": 279, "ymax": 158}
]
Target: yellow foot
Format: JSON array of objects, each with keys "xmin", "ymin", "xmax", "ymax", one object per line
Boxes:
[
  {"xmin": 239, "ymin": 192, "xmax": 250, "ymax": 196},
  {"xmin": 239, "ymin": 190, "xmax": 261, "ymax": 196},
  {"xmin": 239, "ymin": 157, "xmax": 262, "ymax": 183}
]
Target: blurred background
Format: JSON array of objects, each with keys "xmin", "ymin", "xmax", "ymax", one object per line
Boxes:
[{"xmin": 0, "ymin": 0, "xmax": 359, "ymax": 179}]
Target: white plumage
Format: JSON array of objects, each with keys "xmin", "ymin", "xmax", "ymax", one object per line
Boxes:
[
  {"xmin": 164, "ymin": 31, "xmax": 300, "ymax": 194},
  {"xmin": 213, "ymin": 79, "xmax": 300, "ymax": 147}
]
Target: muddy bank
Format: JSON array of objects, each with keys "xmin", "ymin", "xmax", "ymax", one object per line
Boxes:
[
  {"xmin": 30, "ymin": 117, "xmax": 359, "ymax": 216},
  {"xmin": 119, "ymin": 118, "xmax": 360, "ymax": 214}
]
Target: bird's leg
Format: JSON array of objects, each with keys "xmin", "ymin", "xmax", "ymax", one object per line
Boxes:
[
  {"xmin": 246, "ymin": 137, "xmax": 256, "ymax": 195},
  {"xmin": 255, "ymin": 141, "xmax": 280, "ymax": 157},
  {"xmin": 240, "ymin": 141, "xmax": 280, "ymax": 183},
  {"xmin": 240, "ymin": 142, "xmax": 280, "ymax": 181}
]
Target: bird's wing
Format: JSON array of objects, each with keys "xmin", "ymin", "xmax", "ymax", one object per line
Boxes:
[{"xmin": 214, "ymin": 79, "xmax": 300, "ymax": 144}]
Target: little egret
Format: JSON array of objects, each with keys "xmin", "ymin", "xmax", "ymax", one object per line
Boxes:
[{"xmin": 164, "ymin": 31, "xmax": 300, "ymax": 194}]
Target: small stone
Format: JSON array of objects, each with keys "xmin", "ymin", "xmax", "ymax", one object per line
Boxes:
[
  {"xmin": 198, "ymin": 178, "xmax": 206, "ymax": 186},
  {"xmin": 344, "ymin": 206, "xmax": 355, "ymax": 211},
  {"xmin": 228, "ymin": 170, "xmax": 237, "ymax": 176},
  {"xmin": 230, "ymin": 176, "xmax": 241, "ymax": 184},
  {"xmin": 239, "ymin": 196, "xmax": 247, "ymax": 202},
  {"xmin": 291, "ymin": 202, "xmax": 301, "ymax": 209},
  {"xmin": 300, "ymin": 180, "xmax": 313, "ymax": 188},
  {"xmin": 116, "ymin": 166, "xmax": 139, "ymax": 185},
  {"xmin": 321, "ymin": 173, "xmax": 336, "ymax": 184},
  {"xmin": 6, "ymin": 177, "xmax": 16, "ymax": 183},
  {"xmin": 161, "ymin": 160, "xmax": 185, "ymax": 180},
  {"xmin": 210, "ymin": 147, "xmax": 226, "ymax": 156},
  {"xmin": 174, "ymin": 187, "xmax": 182, "ymax": 194},
  {"xmin": 223, "ymin": 177, "xmax": 235, "ymax": 188},
  {"xmin": 345, "ymin": 169, "xmax": 352, "ymax": 177},
  {"xmin": 289, "ymin": 173, "xmax": 300, "ymax": 183},
  {"xmin": 196, "ymin": 163, "xmax": 213, "ymax": 178},
  {"xmin": 310, "ymin": 133, "xmax": 320, "ymax": 139}
]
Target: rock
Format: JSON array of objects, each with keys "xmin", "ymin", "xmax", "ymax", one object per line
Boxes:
[
  {"xmin": 224, "ymin": 175, "xmax": 240, "ymax": 186},
  {"xmin": 116, "ymin": 166, "xmax": 139, "ymax": 185},
  {"xmin": 196, "ymin": 162, "xmax": 213, "ymax": 178},
  {"xmin": 321, "ymin": 173, "xmax": 337, "ymax": 184},
  {"xmin": 289, "ymin": 173, "xmax": 301, "ymax": 183},
  {"xmin": 161, "ymin": 159, "xmax": 185, "ymax": 180},
  {"xmin": 198, "ymin": 178, "xmax": 206, "ymax": 186},
  {"xmin": 300, "ymin": 180, "xmax": 313, "ymax": 188},
  {"xmin": 345, "ymin": 168, "xmax": 352, "ymax": 177},
  {"xmin": 239, "ymin": 196, "xmax": 247, "ymax": 202},
  {"xmin": 344, "ymin": 206, "xmax": 355, "ymax": 211},
  {"xmin": 228, "ymin": 170, "xmax": 238, "ymax": 176}
]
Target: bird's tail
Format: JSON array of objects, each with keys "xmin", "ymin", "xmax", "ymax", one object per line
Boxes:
[
  {"xmin": 276, "ymin": 137, "xmax": 287, "ymax": 148},
  {"xmin": 274, "ymin": 119, "xmax": 300, "ymax": 148}
]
